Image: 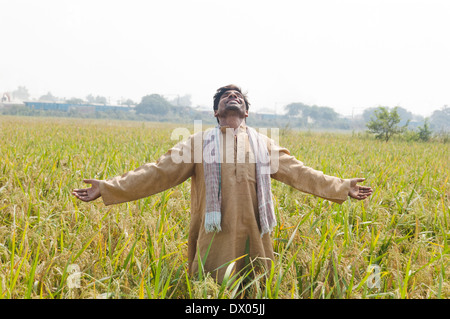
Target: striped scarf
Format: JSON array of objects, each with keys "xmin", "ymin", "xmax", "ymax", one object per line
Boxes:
[{"xmin": 202, "ymin": 126, "xmax": 276, "ymax": 237}]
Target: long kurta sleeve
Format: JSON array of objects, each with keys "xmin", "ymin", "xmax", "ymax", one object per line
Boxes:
[
  {"xmin": 99, "ymin": 137, "xmax": 196, "ymax": 206},
  {"xmin": 269, "ymin": 141, "xmax": 351, "ymax": 204}
]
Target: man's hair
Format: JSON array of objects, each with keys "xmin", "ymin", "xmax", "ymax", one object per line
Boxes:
[{"xmin": 213, "ymin": 84, "xmax": 250, "ymax": 112}]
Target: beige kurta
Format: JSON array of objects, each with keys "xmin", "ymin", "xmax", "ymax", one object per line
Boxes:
[{"xmin": 99, "ymin": 124, "xmax": 351, "ymax": 282}]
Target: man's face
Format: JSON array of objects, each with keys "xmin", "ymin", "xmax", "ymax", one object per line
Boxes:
[{"xmin": 214, "ymin": 90, "xmax": 248, "ymax": 120}]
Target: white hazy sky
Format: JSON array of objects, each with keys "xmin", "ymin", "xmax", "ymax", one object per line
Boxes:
[{"xmin": 1, "ymin": 0, "xmax": 449, "ymax": 117}]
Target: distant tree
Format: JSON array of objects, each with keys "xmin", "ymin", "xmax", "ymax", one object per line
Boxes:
[
  {"xmin": 366, "ymin": 107, "xmax": 408, "ymax": 142},
  {"xmin": 284, "ymin": 102, "xmax": 342, "ymax": 128},
  {"xmin": 180, "ymin": 94, "xmax": 192, "ymax": 107},
  {"xmin": 12, "ymin": 86, "xmax": 30, "ymax": 101},
  {"xmin": 120, "ymin": 99, "xmax": 136, "ymax": 107},
  {"xmin": 395, "ymin": 107, "xmax": 414, "ymax": 126},
  {"xmin": 430, "ymin": 105, "xmax": 450, "ymax": 132},
  {"xmin": 417, "ymin": 119, "xmax": 432, "ymax": 142},
  {"xmin": 84, "ymin": 94, "xmax": 107, "ymax": 104},
  {"xmin": 95, "ymin": 96, "xmax": 107, "ymax": 104},
  {"xmin": 168, "ymin": 94, "xmax": 192, "ymax": 107},
  {"xmin": 135, "ymin": 94, "xmax": 172, "ymax": 115},
  {"xmin": 285, "ymin": 102, "xmax": 309, "ymax": 117},
  {"xmin": 66, "ymin": 97, "xmax": 84, "ymax": 104},
  {"xmin": 362, "ymin": 107, "xmax": 379, "ymax": 123},
  {"xmin": 39, "ymin": 91, "xmax": 58, "ymax": 102},
  {"xmin": 310, "ymin": 105, "xmax": 338, "ymax": 122},
  {"xmin": 86, "ymin": 94, "xmax": 95, "ymax": 103},
  {"xmin": 363, "ymin": 106, "xmax": 425, "ymax": 129},
  {"xmin": 285, "ymin": 103, "xmax": 338, "ymax": 120}
]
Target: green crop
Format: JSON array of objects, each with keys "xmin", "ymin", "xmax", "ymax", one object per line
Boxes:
[{"xmin": 0, "ymin": 116, "xmax": 448, "ymax": 299}]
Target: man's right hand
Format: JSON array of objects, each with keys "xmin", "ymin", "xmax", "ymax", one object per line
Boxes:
[{"xmin": 72, "ymin": 179, "xmax": 101, "ymax": 202}]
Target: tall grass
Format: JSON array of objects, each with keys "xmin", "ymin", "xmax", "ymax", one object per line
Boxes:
[{"xmin": 0, "ymin": 116, "xmax": 448, "ymax": 299}]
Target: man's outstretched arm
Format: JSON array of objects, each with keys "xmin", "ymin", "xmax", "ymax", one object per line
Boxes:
[
  {"xmin": 71, "ymin": 135, "xmax": 196, "ymax": 206},
  {"xmin": 269, "ymin": 141, "xmax": 373, "ymax": 203}
]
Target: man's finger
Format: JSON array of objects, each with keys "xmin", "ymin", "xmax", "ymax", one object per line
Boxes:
[{"xmin": 72, "ymin": 192, "xmax": 83, "ymax": 199}]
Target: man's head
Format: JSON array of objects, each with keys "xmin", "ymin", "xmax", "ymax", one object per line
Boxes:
[{"xmin": 213, "ymin": 84, "xmax": 250, "ymax": 124}]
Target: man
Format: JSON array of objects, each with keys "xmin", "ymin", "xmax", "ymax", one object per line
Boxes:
[{"xmin": 72, "ymin": 84, "xmax": 373, "ymax": 282}]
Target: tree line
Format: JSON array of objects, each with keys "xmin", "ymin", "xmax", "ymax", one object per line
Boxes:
[{"xmin": 2, "ymin": 86, "xmax": 449, "ymax": 137}]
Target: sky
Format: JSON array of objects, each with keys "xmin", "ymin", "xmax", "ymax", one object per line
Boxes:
[{"xmin": 1, "ymin": 0, "xmax": 449, "ymax": 117}]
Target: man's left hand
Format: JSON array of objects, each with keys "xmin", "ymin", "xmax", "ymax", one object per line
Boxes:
[{"xmin": 348, "ymin": 178, "xmax": 373, "ymax": 200}]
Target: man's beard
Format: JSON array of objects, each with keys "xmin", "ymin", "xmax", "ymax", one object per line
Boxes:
[{"xmin": 222, "ymin": 105, "xmax": 246, "ymax": 117}]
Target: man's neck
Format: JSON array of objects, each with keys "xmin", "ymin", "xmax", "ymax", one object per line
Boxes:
[{"xmin": 217, "ymin": 116, "xmax": 245, "ymax": 129}]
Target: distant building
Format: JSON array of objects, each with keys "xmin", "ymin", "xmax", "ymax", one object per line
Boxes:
[
  {"xmin": 24, "ymin": 101, "xmax": 71, "ymax": 111},
  {"xmin": 23, "ymin": 101, "xmax": 134, "ymax": 113}
]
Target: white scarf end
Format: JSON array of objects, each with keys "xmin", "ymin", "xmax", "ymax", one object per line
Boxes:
[
  {"xmin": 205, "ymin": 211, "xmax": 222, "ymax": 233},
  {"xmin": 260, "ymin": 221, "xmax": 277, "ymax": 238}
]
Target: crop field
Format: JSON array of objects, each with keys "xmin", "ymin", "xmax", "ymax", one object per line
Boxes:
[{"xmin": 0, "ymin": 116, "xmax": 448, "ymax": 299}]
